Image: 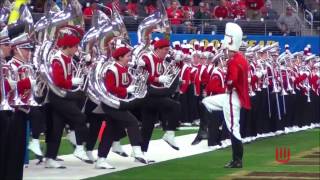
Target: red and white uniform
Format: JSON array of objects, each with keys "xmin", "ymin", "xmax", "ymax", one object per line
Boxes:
[
  {"xmin": 105, "ymin": 62, "xmax": 131, "ymax": 99},
  {"xmin": 51, "ymin": 50, "xmax": 73, "ymax": 90},
  {"xmin": 142, "ymin": 53, "xmax": 165, "ymax": 87},
  {"xmin": 202, "ymin": 52, "xmax": 251, "ymax": 140},
  {"xmin": 179, "ymin": 63, "xmax": 191, "ymax": 94},
  {"xmin": 193, "ymin": 64, "xmax": 209, "ymax": 96},
  {"xmin": 205, "ymin": 67, "xmax": 226, "ymax": 96},
  {"xmin": 249, "ymin": 62, "xmax": 258, "ymax": 92},
  {"xmin": 8, "ymin": 57, "xmax": 31, "ymax": 104},
  {"xmin": 0, "ymin": 60, "xmax": 12, "ymax": 101},
  {"xmin": 310, "ymin": 67, "xmax": 319, "ymax": 96}
]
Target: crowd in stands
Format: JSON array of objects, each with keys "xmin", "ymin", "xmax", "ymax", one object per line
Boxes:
[{"xmin": 23, "ymin": 0, "xmax": 318, "ymax": 35}]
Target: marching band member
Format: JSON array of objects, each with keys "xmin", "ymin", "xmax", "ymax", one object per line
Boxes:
[
  {"xmin": 0, "ymin": 26, "xmax": 13, "ymax": 179},
  {"xmin": 202, "ymin": 23, "xmax": 251, "ymax": 168},
  {"xmin": 96, "ymin": 46, "xmax": 148, "ymax": 169},
  {"xmin": 45, "ymin": 26, "xmax": 89, "ymax": 168},
  {"xmin": 4, "ymin": 33, "xmax": 35, "ymax": 180},
  {"xmin": 140, "ymin": 39, "xmax": 180, "ymax": 153}
]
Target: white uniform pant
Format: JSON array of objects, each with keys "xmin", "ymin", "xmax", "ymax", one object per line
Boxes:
[{"xmin": 202, "ymin": 90, "xmax": 242, "ymax": 140}]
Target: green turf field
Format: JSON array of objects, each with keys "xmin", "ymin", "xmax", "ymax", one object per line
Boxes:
[
  {"xmin": 86, "ymin": 129, "xmax": 320, "ymax": 180},
  {"xmin": 29, "ymin": 129, "xmax": 198, "ymax": 160}
]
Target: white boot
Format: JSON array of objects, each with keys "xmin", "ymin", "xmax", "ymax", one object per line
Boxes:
[
  {"xmin": 45, "ymin": 158, "xmax": 66, "ymax": 169},
  {"xmin": 86, "ymin": 151, "xmax": 97, "ymax": 162},
  {"xmin": 73, "ymin": 145, "xmax": 89, "ymax": 161},
  {"xmin": 162, "ymin": 131, "xmax": 179, "ymax": 150},
  {"xmin": 132, "ymin": 146, "xmax": 148, "ymax": 164},
  {"xmin": 67, "ymin": 131, "xmax": 76, "ymax": 146},
  {"xmin": 28, "ymin": 139, "xmax": 43, "ymax": 156},
  {"xmin": 112, "ymin": 141, "xmax": 128, "ymax": 157},
  {"xmin": 95, "ymin": 157, "xmax": 115, "ymax": 169}
]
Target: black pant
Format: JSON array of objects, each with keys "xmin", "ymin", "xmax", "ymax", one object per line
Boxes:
[
  {"xmin": 97, "ymin": 104, "xmax": 141, "ymax": 158},
  {"xmin": 207, "ymin": 109, "xmax": 243, "ymax": 161},
  {"xmin": 3, "ymin": 110, "xmax": 27, "ymax": 180},
  {"xmin": 46, "ymin": 92, "xmax": 88, "ymax": 159},
  {"xmin": 141, "ymin": 96, "xmax": 179, "ymax": 152},
  {"xmin": 0, "ymin": 111, "xmax": 10, "ymax": 179},
  {"xmin": 29, "ymin": 106, "xmax": 46, "ymax": 139}
]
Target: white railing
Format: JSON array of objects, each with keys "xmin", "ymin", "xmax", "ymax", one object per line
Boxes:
[{"xmin": 304, "ymin": 9, "xmax": 314, "ymax": 35}]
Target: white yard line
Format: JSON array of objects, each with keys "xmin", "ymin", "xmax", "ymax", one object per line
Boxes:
[{"xmin": 23, "ymin": 124, "xmax": 320, "ymax": 180}]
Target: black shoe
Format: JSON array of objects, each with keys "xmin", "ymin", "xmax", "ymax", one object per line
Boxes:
[
  {"xmin": 134, "ymin": 157, "xmax": 149, "ymax": 164},
  {"xmin": 224, "ymin": 160, "xmax": 242, "ymax": 168},
  {"xmin": 113, "ymin": 151, "xmax": 129, "ymax": 157},
  {"xmin": 191, "ymin": 136, "xmax": 203, "ymax": 145}
]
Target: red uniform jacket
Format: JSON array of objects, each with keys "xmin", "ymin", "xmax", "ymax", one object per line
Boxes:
[
  {"xmin": 167, "ymin": 7, "xmax": 184, "ymax": 25},
  {"xmin": 206, "ymin": 67, "xmax": 226, "ymax": 95},
  {"xmin": 310, "ymin": 73, "xmax": 319, "ymax": 95},
  {"xmin": 213, "ymin": 5, "xmax": 229, "ymax": 19},
  {"xmin": 179, "ymin": 63, "xmax": 191, "ymax": 94},
  {"xmin": 226, "ymin": 52, "xmax": 251, "ymax": 110},
  {"xmin": 194, "ymin": 64, "xmax": 209, "ymax": 96},
  {"xmin": 249, "ymin": 62, "xmax": 258, "ymax": 91},
  {"xmin": 105, "ymin": 62, "xmax": 131, "ymax": 99},
  {"xmin": 142, "ymin": 53, "xmax": 164, "ymax": 87},
  {"xmin": 9, "ymin": 58, "xmax": 31, "ymax": 103},
  {"xmin": 0, "ymin": 70, "xmax": 12, "ymax": 101},
  {"xmin": 51, "ymin": 51, "xmax": 73, "ymax": 90}
]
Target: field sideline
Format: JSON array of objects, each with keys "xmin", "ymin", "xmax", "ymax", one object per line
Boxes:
[{"xmin": 88, "ymin": 128, "xmax": 320, "ymax": 180}]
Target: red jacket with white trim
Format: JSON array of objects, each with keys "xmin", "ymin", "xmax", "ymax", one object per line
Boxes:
[
  {"xmin": 104, "ymin": 62, "xmax": 131, "ymax": 99},
  {"xmin": 51, "ymin": 51, "xmax": 73, "ymax": 90},
  {"xmin": 226, "ymin": 52, "xmax": 251, "ymax": 110}
]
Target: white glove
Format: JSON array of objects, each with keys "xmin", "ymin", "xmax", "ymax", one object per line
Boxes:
[
  {"xmin": 256, "ymin": 71, "xmax": 263, "ymax": 78},
  {"xmin": 126, "ymin": 85, "xmax": 136, "ymax": 93},
  {"xmin": 72, "ymin": 77, "xmax": 84, "ymax": 86},
  {"xmin": 158, "ymin": 75, "xmax": 170, "ymax": 84},
  {"xmin": 8, "ymin": 79, "xmax": 17, "ymax": 88},
  {"xmin": 137, "ymin": 59, "xmax": 146, "ymax": 67},
  {"xmin": 83, "ymin": 54, "xmax": 91, "ymax": 62}
]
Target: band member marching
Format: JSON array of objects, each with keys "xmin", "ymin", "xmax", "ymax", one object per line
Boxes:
[
  {"xmin": 0, "ymin": 26, "xmax": 13, "ymax": 179},
  {"xmin": 4, "ymin": 33, "xmax": 36, "ymax": 179},
  {"xmin": 139, "ymin": 39, "xmax": 180, "ymax": 154},
  {"xmin": 96, "ymin": 46, "xmax": 148, "ymax": 169},
  {"xmin": 45, "ymin": 26, "xmax": 89, "ymax": 168},
  {"xmin": 202, "ymin": 23, "xmax": 251, "ymax": 168}
]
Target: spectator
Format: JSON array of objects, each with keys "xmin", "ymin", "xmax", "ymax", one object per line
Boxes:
[
  {"xmin": 167, "ymin": 0, "xmax": 185, "ymax": 33},
  {"xmin": 183, "ymin": 0, "xmax": 197, "ymax": 34},
  {"xmin": 212, "ymin": 0, "xmax": 229, "ymax": 19},
  {"xmin": 194, "ymin": 2, "xmax": 212, "ymax": 33},
  {"xmin": 261, "ymin": 0, "xmax": 279, "ymax": 20},
  {"xmin": 144, "ymin": 0, "xmax": 157, "ymax": 15},
  {"xmin": 277, "ymin": 5, "xmax": 302, "ymax": 36},
  {"xmin": 83, "ymin": 0, "xmax": 98, "ymax": 20},
  {"xmin": 183, "ymin": 0, "xmax": 196, "ymax": 20},
  {"xmin": 127, "ymin": 0, "xmax": 138, "ymax": 17},
  {"xmin": 167, "ymin": 0, "xmax": 185, "ymax": 25},
  {"xmin": 83, "ymin": 0, "xmax": 99, "ymax": 30},
  {"xmin": 245, "ymin": 0, "xmax": 264, "ymax": 20},
  {"xmin": 230, "ymin": 0, "xmax": 246, "ymax": 19}
]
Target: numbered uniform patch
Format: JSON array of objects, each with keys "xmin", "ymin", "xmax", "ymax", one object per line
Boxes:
[
  {"xmin": 157, "ymin": 63, "xmax": 164, "ymax": 75},
  {"xmin": 122, "ymin": 73, "xmax": 129, "ymax": 85}
]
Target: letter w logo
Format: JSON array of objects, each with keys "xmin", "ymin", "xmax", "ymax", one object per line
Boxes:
[{"xmin": 275, "ymin": 147, "xmax": 290, "ymax": 164}]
